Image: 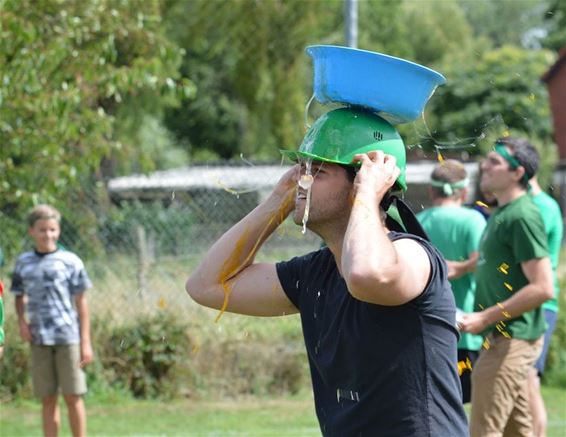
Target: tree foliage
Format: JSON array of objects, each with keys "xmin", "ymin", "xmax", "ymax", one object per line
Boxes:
[
  {"xmin": 0, "ymin": 0, "xmax": 193, "ymax": 219},
  {"xmin": 1, "ymin": 0, "xmax": 560, "ymax": 215},
  {"xmin": 542, "ymin": 0, "xmax": 566, "ymax": 52},
  {"xmin": 400, "ymin": 0, "xmax": 473, "ymax": 66},
  {"xmin": 424, "ymin": 45, "xmax": 557, "ymax": 185},
  {"xmin": 431, "ymin": 46, "xmax": 554, "ymax": 147},
  {"xmin": 458, "ymin": 0, "xmax": 548, "ymax": 49},
  {"xmin": 163, "ymin": 0, "xmax": 341, "ymax": 161}
]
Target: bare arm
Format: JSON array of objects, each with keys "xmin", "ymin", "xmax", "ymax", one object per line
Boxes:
[
  {"xmin": 185, "ymin": 166, "xmax": 299, "ymax": 317},
  {"xmin": 460, "ymin": 257, "xmax": 553, "ymax": 334},
  {"xmin": 446, "ymin": 251, "xmax": 479, "ymax": 280},
  {"xmin": 342, "ymin": 151, "xmax": 430, "ymax": 306},
  {"xmin": 75, "ymin": 292, "xmax": 93, "ymax": 367},
  {"xmin": 15, "ymin": 295, "xmax": 32, "ymax": 342}
]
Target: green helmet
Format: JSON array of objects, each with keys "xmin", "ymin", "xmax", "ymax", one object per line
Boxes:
[{"xmin": 281, "ymin": 107, "xmax": 407, "ymax": 191}]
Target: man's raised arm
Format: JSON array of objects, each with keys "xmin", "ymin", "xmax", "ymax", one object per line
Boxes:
[{"xmin": 185, "ymin": 166, "xmax": 299, "ymax": 317}]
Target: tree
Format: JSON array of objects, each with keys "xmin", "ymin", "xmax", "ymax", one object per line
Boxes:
[
  {"xmin": 400, "ymin": 0, "xmax": 473, "ymax": 66},
  {"xmin": 164, "ymin": 0, "xmax": 340, "ymax": 161},
  {"xmin": 542, "ymin": 0, "xmax": 566, "ymax": 52},
  {"xmin": 0, "ymin": 0, "xmax": 193, "ymax": 256},
  {"xmin": 423, "ymin": 46, "xmax": 556, "ymax": 184},
  {"xmin": 458, "ymin": 0, "xmax": 548, "ymax": 49}
]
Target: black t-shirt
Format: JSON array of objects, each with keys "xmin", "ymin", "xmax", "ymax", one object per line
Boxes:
[{"xmin": 276, "ymin": 232, "xmax": 469, "ymax": 437}]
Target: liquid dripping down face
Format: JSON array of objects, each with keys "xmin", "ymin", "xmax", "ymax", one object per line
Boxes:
[
  {"xmin": 294, "ymin": 159, "xmax": 353, "ymax": 233},
  {"xmin": 299, "ymin": 159, "xmax": 313, "ymax": 234}
]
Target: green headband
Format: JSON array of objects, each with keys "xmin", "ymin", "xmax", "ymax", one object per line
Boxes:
[
  {"xmin": 494, "ymin": 142, "xmax": 530, "ymax": 186},
  {"xmin": 494, "ymin": 143, "xmax": 521, "ymax": 169},
  {"xmin": 430, "ymin": 178, "xmax": 469, "ymax": 196}
]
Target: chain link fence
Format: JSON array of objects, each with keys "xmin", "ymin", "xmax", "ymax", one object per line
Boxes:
[
  {"xmin": 0, "ymin": 163, "xmax": 322, "ymax": 322},
  {"xmin": 0, "ymin": 159, "xmax": 483, "ymax": 322}
]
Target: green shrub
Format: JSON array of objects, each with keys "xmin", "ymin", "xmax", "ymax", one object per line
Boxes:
[
  {"xmin": 0, "ymin": 316, "xmax": 32, "ymax": 401},
  {"xmin": 544, "ymin": 268, "xmax": 566, "ymax": 387},
  {"xmin": 193, "ymin": 337, "xmax": 307, "ymax": 398},
  {"xmin": 95, "ymin": 311, "xmax": 193, "ymax": 399}
]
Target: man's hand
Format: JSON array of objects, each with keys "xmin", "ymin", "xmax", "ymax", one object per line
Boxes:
[
  {"xmin": 273, "ymin": 164, "xmax": 299, "ymax": 196},
  {"xmin": 459, "ymin": 311, "xmax": 489, "ymax": 335},
  {"xmin": 351, "ymin": 151, "xmax": 400, "ymax": 201}
]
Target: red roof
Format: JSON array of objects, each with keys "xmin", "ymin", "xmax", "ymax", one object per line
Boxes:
[{"xmin": 542, "ymin": 45, "xmax": 566, "ymax": 83}]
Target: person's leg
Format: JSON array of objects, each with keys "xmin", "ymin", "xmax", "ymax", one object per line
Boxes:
[
  {"xmin": 458, "ymin": 349, "xmax": 479, "ymax": 404},
  {"xmin": 470, "ymin": 335, "xmax": 542, "ymax": 437},
  {"xmin": 500, "ymin": 336, "xmax": 544, "ymax": 437},
  {"xmin": 31, "ymin": 345, "xmax": 58, "ymax": 437},
  {"xmin": 528, "ymin": 367, "xmax": 547, "ymax": 437},
  {"xmin": 42, "ymin": 395, "xmax": 60, "ymax": 437},
  {"xmin": 56, "ymin": 344, "xmax": 87, "ymax": 437},
  {"xmin": 529, "ymin": 310, "xmax": 557, "ymax": 437},
  {"xmin": 63, "ymin": 394, "xmax": 86, "ymax": 437},
  {"xmin": 470, "ymin": 336, "xmax": 516, "ymax": 437}
]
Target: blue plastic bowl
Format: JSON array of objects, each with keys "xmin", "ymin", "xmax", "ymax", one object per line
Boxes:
[{"xmin": 307, "ymin": 45, "xmax": 446, "ymax": 124}]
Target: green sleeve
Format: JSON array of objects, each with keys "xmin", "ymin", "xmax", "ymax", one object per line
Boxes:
[
  {"xmin": 510, "ymin": 215, "xmax": 548, "ymax": 263},
  {"xmin": 544, "ymin": 203, "xmax": 564, "ymax": 270}
]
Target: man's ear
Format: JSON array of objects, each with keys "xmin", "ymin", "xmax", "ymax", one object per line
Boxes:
[
  {"xmin": 514, "ymin": 166, "xmax": 526, "ymax": 183},
  {"xmin": 427, "ymin": 186, "xmax": 434, "ymax": 201}
]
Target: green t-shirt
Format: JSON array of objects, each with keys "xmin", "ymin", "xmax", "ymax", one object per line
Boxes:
[
  {"xmin": 531, "ymin": 191, "xmax": 564, "ymax": 313},
  {"xmin": 417, "ymin": 205, "xmax": 486, "ymax": 350},
  {"xmin": 475, "ymin": 195, "xmax": 549, "ymax": 340}
]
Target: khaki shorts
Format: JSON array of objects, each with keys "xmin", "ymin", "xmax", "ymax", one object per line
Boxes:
[
  {"xmin": 31, "ymin": 344, "xmax": 87, "ymax": 398},
  {"xmin": 470, "ymin": 334, "xmax": 543, "ymax": 437}
]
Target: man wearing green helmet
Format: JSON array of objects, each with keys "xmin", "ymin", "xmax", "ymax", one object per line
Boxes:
[{"xmin": 186, "ymin": 107, "xmax": 468, "ymax": 436}]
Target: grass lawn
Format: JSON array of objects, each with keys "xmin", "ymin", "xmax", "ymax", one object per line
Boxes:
[{"xmin": 1, "ymin": 386, "xmax": 565, "ymax": 436}]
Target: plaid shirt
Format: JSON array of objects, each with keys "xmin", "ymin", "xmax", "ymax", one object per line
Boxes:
[{"xmin": 11, "ymin": 249, "xmax": 92, "ymax": 345}]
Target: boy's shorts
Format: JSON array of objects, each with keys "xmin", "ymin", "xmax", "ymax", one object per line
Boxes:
[{"xmin": 31, "ymin": 344, "xmax": 87, "ymax": 398}]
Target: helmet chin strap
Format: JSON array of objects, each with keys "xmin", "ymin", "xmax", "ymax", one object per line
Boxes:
[{"xmin": 381, "ymin": 194, "xmax": 430, "ymax": 241}]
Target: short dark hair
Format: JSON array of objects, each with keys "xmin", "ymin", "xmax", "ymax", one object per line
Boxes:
[
  {"xmin": 496, "ymin": 136, "xmax": 539, "ymax": 188},
  {"xmin": 339, "ymin": 164, "xmax": 358, "ymax": 183}
]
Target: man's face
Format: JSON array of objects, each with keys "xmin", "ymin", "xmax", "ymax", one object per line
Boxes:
[
  {"xmin": 480, "ymin": 150, "xmax": 521, "ymax": 195},
  {"xmin": 28, "ymin": 218, "xmax": 60, "ymax": 253},
  {"xmin": 293, "ymin": 161, "xmax": 353, "ymax": 229}
]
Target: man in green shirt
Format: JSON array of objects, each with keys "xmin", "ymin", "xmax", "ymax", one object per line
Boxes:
[
  {"xmin": 460, "ymin": 136, "xmax": 553, "ymax": 437},
  {"xmin": 528, "ymin": 174, "xmax": 563, "ymax": 437},
  {"xmin": 417, "ymin": 159, "xmax": 486, "ymax": 403}
]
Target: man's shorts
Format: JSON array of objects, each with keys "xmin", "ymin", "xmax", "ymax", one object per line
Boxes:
[
  {"xmin": 31, "ymin": 344, "xmax": 87, "ymax": 398},
  {"xmin": 534, "ymin": 309, "xmax": 558, "ymax": 376}
]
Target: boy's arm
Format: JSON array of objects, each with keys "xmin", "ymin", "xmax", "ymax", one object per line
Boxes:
[
  {"xmin": 186, "ymin": 166, "xmax": 299, "ymax": 317},
  {"xmin": 15, "ymin": 295, "xmax": 32, "ymax": 342},
  {"xmin": 75, "ymin": 292, "xmax": 93, "ymax": 367}
]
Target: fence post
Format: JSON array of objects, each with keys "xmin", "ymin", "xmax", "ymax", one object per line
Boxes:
[{"xmin": 136, "ymin": 225, "xmax": 149, "ymax": 297}]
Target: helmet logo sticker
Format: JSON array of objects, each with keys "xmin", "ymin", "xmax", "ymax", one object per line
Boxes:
[{"xmin": 373, "ymin": 131, "xmax": 383, "ymax": 141}]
